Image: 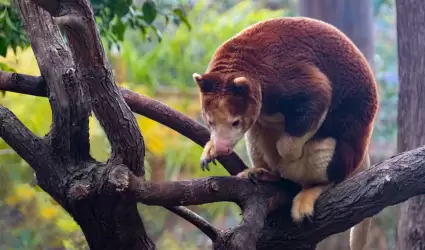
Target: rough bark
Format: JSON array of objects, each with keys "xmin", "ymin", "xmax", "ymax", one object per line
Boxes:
[
  {"xmin": 396, "ymin": 0, "xmax": 425, "ymax": 249},
  {"xmin": 0, "ymin": 71, "xmax": 247, "ymax": 175},
  {"xmin": 3, "ymin": 69, "xmax": 425, "ymax": 249},
  {"xmin": 13, "ymin": 0, "xmax": 154, "ymax": 249},
  {"xmin": 1, "ymin": 0, "xmax": 425, "ymax": 249}
]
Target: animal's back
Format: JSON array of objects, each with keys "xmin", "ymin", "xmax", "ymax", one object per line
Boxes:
[{"xmin": 208, "ymin": 16, "xmax": 378, "ymax": 142}]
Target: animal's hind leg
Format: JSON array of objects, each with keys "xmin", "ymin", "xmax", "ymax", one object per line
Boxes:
[
  {"xmin": 291, "ymin": 184, "xmax": 330, "ymax": 222},
  {"xmin": 288, "ymin": 137, "xmax": 336, "ymax": 222}
]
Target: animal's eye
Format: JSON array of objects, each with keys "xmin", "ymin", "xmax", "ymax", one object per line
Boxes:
[
  {"xmin": 209, "ymin": 120, "xmax": 214, "ymax": 126},
  {"xmin": 232, "ymin": 120, "xmax": 240, "ymax": 127}
]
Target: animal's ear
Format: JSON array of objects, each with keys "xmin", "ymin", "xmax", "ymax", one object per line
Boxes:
[
  {"xmin": 193, "ymin": 73, "xmax": 203, "ymax": 87},
  {"xmin": 229, "ymin": 76, "xmax": 251, "ymax": 96},
  {"xmin": 193, "ymin": 73, "xmax": 216, "ymax": 93}
]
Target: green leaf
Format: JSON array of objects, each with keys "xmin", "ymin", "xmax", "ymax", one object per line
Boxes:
[
  {"xmin": 110, "ymin": 0, "xmax": 132, "ymax": 18},
  {"xmin": 150, "ymin": 25, "xmax": 162, "ymax": 42},
  {"xmin": 142, "ymin": 1, "xmax": 157, "ymax": 24},
  {"xmin": 0, "ymin": 9, "xmax": 7, "ymax": 20},
  {"xmin": 0, "ymin": 62, "xmax": 16, "ymax": 72},
  {"xmin": 0, "ymin": 40, "xmax": 7, "ymax": 57},
  {"xmin": 140, "ymin": 26, "xmax": 147, "ymax": 40},
  {"xmin": 111, "ymin": 17, "xmax": 126, "ymax": 41},
  {"xmin": 5, "ymin": 12, "xmax": 19, "ymax": 32},
  {"xmin": 173, "ymin": 8, "xmax": 192, "ymax": 30}
]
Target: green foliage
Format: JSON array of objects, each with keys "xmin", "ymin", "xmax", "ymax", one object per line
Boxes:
[
  {"xmin": 0, "ymin": 0, "xmax": 191, "ymax": 55},
  {"xmin": 94, "ymin": 0, "xmax": 192, "ymax": 49},
  {"xmin": 120, "ymin": 0, "xmax": 285, "ymax": 91},
  {"xmin": 0, "ymin": 3, "xmax": 28, "ymax": 57}
]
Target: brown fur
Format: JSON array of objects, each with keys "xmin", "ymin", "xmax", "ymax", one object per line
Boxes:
[{"xmin": 194, "ymin": 17, "xmax": 378, "ymax": 250}]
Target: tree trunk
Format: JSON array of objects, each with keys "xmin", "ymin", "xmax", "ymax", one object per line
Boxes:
[{"xmin": 396, "ymin": 0, "xmax": 425, "ymax": 249}]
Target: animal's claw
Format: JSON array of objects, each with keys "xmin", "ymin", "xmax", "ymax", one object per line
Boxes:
[
  {"xmin": 200, "ymin": 156, "xmax": 217, "ymax": 171},
  {"xmin": 200, "ymin": 160, "xmax": 209, "ymax": 171},
  {"xmin": 248, "ymin": 172, "xmax": 259, "ymax": 185},
  {"xmin": 200, "ymin": 140, "xmax": 216, "ymax": 171}
]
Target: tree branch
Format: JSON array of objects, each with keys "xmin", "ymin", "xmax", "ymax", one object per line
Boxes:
[
  {"xmin": 166, "ymin": 206, "xmax": 220, "ymax": 241},
  {"xmin": 0, "ymin": 71, "xmax": 248, "ymax": 175},
  {"xmin": 0, "ymin": 71, "xmax": 46, "ymax": 96},
  {"xmin": 106, "ymin": 145, "xmax": 425, "ymax": 249},
  {"xmin": 30, "ymin": 0, "xmax": 146, "ymax": 177},
  {"xmin": 16, "ymin": 0, "xmax": 91, "ymax": 164},
  {"xmin": 0, "ymin": 105, "xmax": 48, "ymax": 170},
  {"xmin": 121, "ymin": 88, "xmax": 247, "ymax": 175}
]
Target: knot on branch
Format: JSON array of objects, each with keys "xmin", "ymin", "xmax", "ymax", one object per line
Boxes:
[
  {"xmin": 207, "ymin": 178, "xmax": 220, "ymax": 192},
  {"xmin": 107, "ymin": 164, "xmax": 131, "ymax": 192},
  {"xmin": 68, "ymin": 180, "xmax": 92, "ymax": 201}
]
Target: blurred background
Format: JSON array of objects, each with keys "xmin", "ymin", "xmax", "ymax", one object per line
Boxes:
[{"xmin": 0, "ymin": 0, "xmax": 398, "ymax": 249}]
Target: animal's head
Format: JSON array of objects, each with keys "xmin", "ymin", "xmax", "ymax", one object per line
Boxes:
[{"xmin": 193, "ymin": 72, "xmax": 262, "ymax": 156}]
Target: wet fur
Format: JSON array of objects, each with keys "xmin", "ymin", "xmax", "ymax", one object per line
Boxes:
[{"xmin": 195, "ymin": 17, "xmax": 378, "ymax": 250}]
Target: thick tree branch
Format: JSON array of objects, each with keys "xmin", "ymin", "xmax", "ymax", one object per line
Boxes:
[
  {"xmin": 30, "ymin": 0, "xmax": 146, "ymax": 177},
  {"xmin": 16, "ymin": 0, "xmax": 90, "ymax": 164},
  {"xmin": 107, "ymin": 145, "xmax": 425, "ymax": 249},
  {"xmin": 0, "ymin": 71, "xmax": 248, "ymax": 175},
  {"xmin": 0, "ymin": 105, "xmax": 48, "ymax": 170},
  {"xmin": 166, "ymin": 206, "xmax": 220, "ymax": 241},
  {"xmin": 12, "ymin": 0, "xmax": 154, "ymax": 249}
]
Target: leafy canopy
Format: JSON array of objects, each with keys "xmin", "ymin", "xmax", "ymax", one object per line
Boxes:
[{"xmin": 0, "ymin": 0, "xmax": 191, "ymax": 59}]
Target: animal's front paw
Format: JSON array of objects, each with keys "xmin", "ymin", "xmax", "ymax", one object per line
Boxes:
[
  {"xmin": 237, "ymin": 168, "xmax": 281, "ymax": 185},
  {"xmin": 291, "ymin": 186, "xmax": 325, "ymax": 223},
  {"xmin": 200, "ymin": 140, "xmax": 217, "ymax": 171}
]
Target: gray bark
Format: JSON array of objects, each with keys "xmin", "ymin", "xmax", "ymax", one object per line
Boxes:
[{"xmin": 396, "ymin": 0, "xmax": 425, "ymax": 249}]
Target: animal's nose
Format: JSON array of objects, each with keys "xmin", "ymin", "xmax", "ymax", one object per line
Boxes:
[{"xmin": 214, "ymin": 139, "xmax": 233, "ymax": 156}]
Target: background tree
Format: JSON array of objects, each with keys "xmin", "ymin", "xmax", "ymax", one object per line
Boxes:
[
  {"xmin": 299, "ymin": 0, "xmax": 374, "ymax": 66},
  {"xmin": 396, "ymin": 0, "xmax": 425, "ymax": 249}
]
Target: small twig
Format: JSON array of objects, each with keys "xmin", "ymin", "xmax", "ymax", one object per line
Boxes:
[{"xmin": 166, "ymin": 206, "xmax": 220, "ymax": 241}]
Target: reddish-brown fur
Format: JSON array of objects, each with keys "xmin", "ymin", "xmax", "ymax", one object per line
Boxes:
[{"xmin": 197, "ymin": 17, "xmax": 378, "ymax": 183}]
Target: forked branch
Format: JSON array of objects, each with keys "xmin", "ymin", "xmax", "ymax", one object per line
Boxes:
[
  {"xmin": 0, "ymin": 71, "xmax": 248, "ymax": 175},
  {"xmin": 30, "ymin": 0, "xmax": 147, "ymax": 177},
  {"xmin": 16, "ymin": 0, "xmax": 91, "ymax": 164},
  {"xmin": 106, "ymin": 145, "xmax": 425, "ymax": 249}
]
